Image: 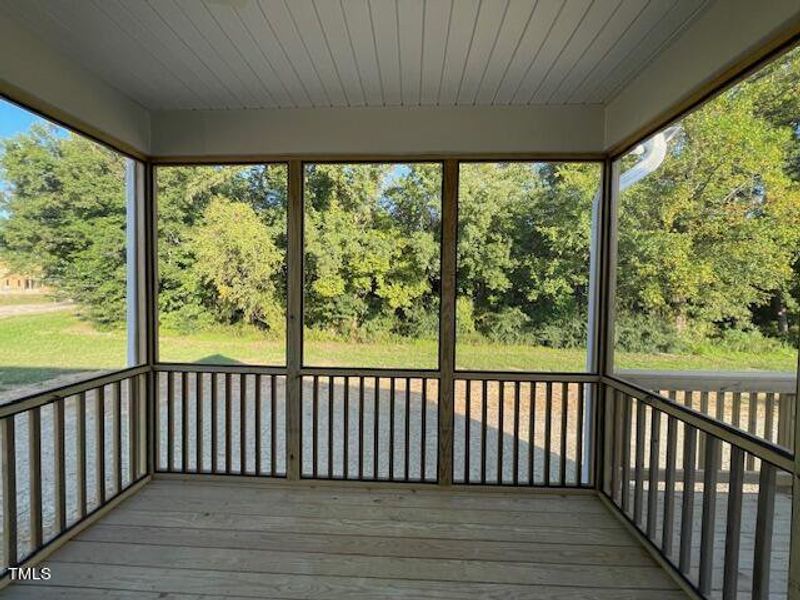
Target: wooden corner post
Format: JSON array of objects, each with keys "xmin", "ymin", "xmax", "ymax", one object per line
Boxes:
[
  {"xmin": 286, "ymin": 160, "xmax": 303, "ymax": 480},
  {"xmin": 438, "ymin": 160, "xmax": 458, "ymax": 486},
  {"xmin": 790, "ymin": 347, "xmax": 800, "ymax": 600}
]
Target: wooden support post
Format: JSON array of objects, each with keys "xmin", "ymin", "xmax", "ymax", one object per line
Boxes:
[
  {"xmin": 1, "ymin": 417, "xmax": 16, "ymax": 568},
  {"xmin": 142, "ymin": 161, "xmax": 157, "ymax": 477},
  {"xmin": 437, "ymin": 159, "xmax": 457, "ymax": 486},
  {"xmin": 286, "ymin": 160, "xmax": 303, "ymax": 481},
  {"xmin": 592, "ymin": 159, "xmax": 617, "ymax": 489},
  {"xmin": 790, "ymin": 350, "xmax": 800, "ymax": 600}
]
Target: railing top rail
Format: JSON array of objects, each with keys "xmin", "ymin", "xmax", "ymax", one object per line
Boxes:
[
  {"xmin": 0, "ymin": 365, "xmax": 149, "ymax": 420},
  {"xmin": 455, "ymin": 371, "xmax": 598, "ymax": 382},
  {"xmin": 618, "ymin": 369, "xmax": 797, "ymax": 394},
  {"xmin": 156, "ymin": 363, "xmax": 287, "ymax": 375},
  {"xmin": 300, "ymin": 366, "xmax": 438, "ymax": 378},
  {"xmin": 603, "ymin": 375, "xmax": 794, "ymax": 473},
  {"xmin": 156, "ymin": 363, "xmax": 601, "ymax": 382}
]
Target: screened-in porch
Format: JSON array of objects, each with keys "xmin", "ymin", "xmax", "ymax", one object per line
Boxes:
[{"xmin": 0, "ymin": 1, "xmax": 798, "ymax": 599}]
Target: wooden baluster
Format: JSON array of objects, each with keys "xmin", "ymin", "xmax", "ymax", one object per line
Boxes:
[
  {"xmin": 497, "ymin": 381, "xmax": 504, "ymax": 484},
  {"xmin": 722, "ymin": 446, "xmax": 744, "ymax": 599},
  {"xmin": 197, "ymin": 373, "xmax": 205, "ymax": 474},
  {"xmin": 29, "ymin": 409, "xmax": 43, "ymax": 549},
  {"xmin": 699, "ymin": 435, "xmax": 720, "ymax": 595},
  {"xmin": 166, "ymin": 372, "xmax": 174, "ymax": 471},
  {"xmin": 679, "ymin": 424, "xmax": 697, "ymax": 575},
  {"xmin": 752, "ymin": 462, "xmax": 776, "ymax": 599},
  {"xmin": 662, "ymin": 416, "xmax": 677, "ymax": 557},
  {"xmin": 544, "ymin": 382, "xmax": 553, "ymax": 486},
  {"xmin": 646, "ymin": 409, "xmax": 660, "ymax": 538},
  {"xmin": 95, "ymin": 387, "xmax": 106, "ymax": 505},
  {"xmin": 513, "ymin": 382, "xmax": 520, "ymax": 485},
  {"xmin": 211, "ymin": 373, "xmax": 218, "ymax": 473},
  {"xmin": 53, "ymin": 400, "xmax": 67, "ymax": 532},
  {"xmin": 633, "ymin": 400, "xmax": 646, "ymax": 525},
  {"xmin": 621, "ymin": 394, "xmax": 632, "ymax": 513}
]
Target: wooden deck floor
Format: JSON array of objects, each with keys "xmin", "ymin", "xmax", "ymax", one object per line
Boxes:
[{"xmin": 1, "ymin": 479, "xmax": 685, "ymax": 599}]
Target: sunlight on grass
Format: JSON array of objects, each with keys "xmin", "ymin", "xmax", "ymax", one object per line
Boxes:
[
  {"xmin": 0, "ymin": 311, "xmax": 795, "ymax": 396},
  {"xmin": 0, "ymin": 293, "xmax": 55, "ymax": 306}
]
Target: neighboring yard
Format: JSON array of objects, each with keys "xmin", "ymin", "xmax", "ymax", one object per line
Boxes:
[
  {"xmin": 0, "ymin": 292, "xmax": 53, "ymax": 306},
  {"xmin": 0, "ymin": 310, "xmax": 795, "ymax": 395}
]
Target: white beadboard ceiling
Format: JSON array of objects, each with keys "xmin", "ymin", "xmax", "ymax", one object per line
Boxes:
[{"xmin": 0, "ymin": 0, "xmax": 711, "ymax": 111}]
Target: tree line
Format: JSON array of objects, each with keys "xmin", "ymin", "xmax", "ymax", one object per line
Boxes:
[{"xmin": 1, "ymin": 48, "xmax": 799, "ymax": 354}]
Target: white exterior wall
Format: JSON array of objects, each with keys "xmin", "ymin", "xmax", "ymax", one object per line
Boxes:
[
  {"xmin": 0, "ymin": 16, "xmax": 150, "ymax": 155},
  {"xmin": 605, "ymin": 0, "xmax": 800, "ymax": 151}
]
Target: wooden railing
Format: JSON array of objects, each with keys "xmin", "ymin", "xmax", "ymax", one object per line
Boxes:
[
  {"xmin": 603, "ymin": 376, "xmax": 794, "ymax": 599},
  {"xmin": 300, "ymin": 371, "xmax": 438, "ymax": 482},
  {"xmin": 621, "ymin": 370, "xmax": 796, "ymax": 452},
  {"xmin": 1, "ymin": 362, "xmax": 796, "ymax": 596},
  {"xmin": 453, "ymin": 374, "xmax": 595, "ymax": 487},
  {"xmin": 0, "ymin": 366, "xmax": 149, "ymax": 575},
  {"xmin": 155, "ymin": 366, "xmax": 596, "ymax": 488},
  {"xmin": 155, "ymin": 365, "xmax": 287, "ymax": 477}
]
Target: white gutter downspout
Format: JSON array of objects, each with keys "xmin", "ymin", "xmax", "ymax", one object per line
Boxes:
[{"xmin": 582, "ymin": 126, "xmax": 679, "ymax": 484}]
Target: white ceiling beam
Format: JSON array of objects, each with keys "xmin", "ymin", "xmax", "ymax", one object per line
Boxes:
[{"xmin": 150, "ymin": 104, "xmax": 604, "ymax": 159}]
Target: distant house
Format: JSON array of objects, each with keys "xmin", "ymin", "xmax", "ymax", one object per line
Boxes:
[{"xmin": 0, "ymin": 262, "xmax": 47, "ymax": 293}]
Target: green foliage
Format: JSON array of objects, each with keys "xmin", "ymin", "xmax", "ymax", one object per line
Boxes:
[
  {"xmin": 303, "ymin": 163, "xmax": 441, "ymax": 339},
  {"xmin": 615, "ymin": 46, "xmax": 800, "ymax": 354},
  {"xmin": 0, "ymin": 126, "xmax": 127, "ymax": 326},
  {"xmin": 191, "ymin": 197, "xmax": 284, "ymax": 333},
  {"xmin": 457, "ymin": 161, "xmax": 599, "ymax": 346}
]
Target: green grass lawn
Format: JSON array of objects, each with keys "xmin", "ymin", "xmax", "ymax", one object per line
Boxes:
[
  {"xmin": 0, "ymin": 293, "xmax": 55, "ymax": 306},
  {"xmin": 0, "ymin": 310, "xmax": 796, "ymax": 394}
]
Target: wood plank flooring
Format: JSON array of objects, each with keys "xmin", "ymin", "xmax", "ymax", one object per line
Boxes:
[{"xmin": 1, "ymin": 479, "xmax": 686, "ymax": 599}]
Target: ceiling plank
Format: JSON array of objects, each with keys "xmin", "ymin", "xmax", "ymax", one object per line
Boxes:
[
  {"xmin": 457, "ymin": 0, "xmax": 510, "ymax": 105},
  {"xmin": 236, "ymin": 0, "xmax": 313, "ymax": 108},
  {"xmin": 341, "ymin": 0, "xmax": 384, "ymax": 106},
  {"xmin": 285, "ymin": 0, "xmax": 348, "ymax": 106},
  {"xmin": 314, "ymin": 0, "xmax": 367, "ymax": 107},
  {"xmin": 437, "ymin": 0, "xmax": 480, "ymax": 106},
  {"xmin": 206, "ymin": 0, "xmax": 295, "ymax": 108},
  {"xmin": 259, "ymin": 0, "xmax": 331, "ymax": 107},
  {"xmin": 548, "ymin": 0, "xmax": 644, "ymax": 104},
  {"xmin": 511, "ymin": 0, "xmax": 593, "ymax": 104},
  {"xmin": 492, "ymin": 0, "xmax": 563, "ymax": 105},
  {"xmin": 370, "ymin": 0, "xmax": 403, "ymax": 106},
  {"xmin": 419, "ymin": 0, "xmax": 451, "ymax": 105},
  {"xmin": 123, "ymin": 0, "xmax": 238, "ymax": 109},
  {"xmin": 596, "ymin": 0, "xmax": 707, "ymax": 103},
  {"xmin": 568, "ymin": 0, "xmax": 672, "ymax": 104},
  {"xmin": 473, "ymin": 0, "xmax": 538, "ymax": 106},
  {"xmin": 398, "ymin": 0, "xmax": 425, "ymax": 106},
  {"xmin": 173, "ymin": 0, "xmax": 270, "ymax": 108},
  {"xmin": 147, "ymin": 0, "xmax": 261, "ymax": 109},
  {"xmin": 530, "ymin": 0, "xmax": 622, "ymax": 104}
]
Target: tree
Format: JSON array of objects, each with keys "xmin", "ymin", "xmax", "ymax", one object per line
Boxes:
[
  {"xmin": 0, "ymin": 125, "xmax": 128, "ymax": 325},
  {"xmin": 191, "ymin": 197, "xmax": 284, "ymax": 332},
  {"xmin": 616, "ymin": 57, "xmax": 800, "ymax": 346},
  {"xmin": 303, "ymin": 163, "xmax": 441, "ymax": 339},
  {"xmin": 156, "ymin": 164, "xmax": 287, "ymax": 332}
]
